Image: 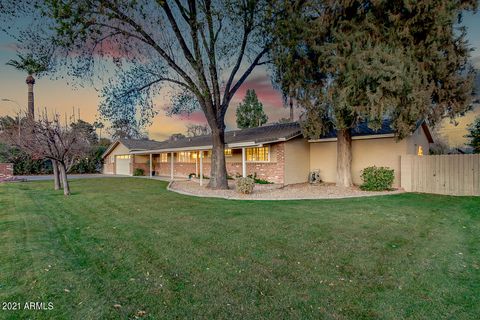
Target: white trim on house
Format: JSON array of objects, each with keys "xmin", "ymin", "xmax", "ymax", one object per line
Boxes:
[
  {"xmin": 131, "ymin": 145, "xmax": 212, "ymax": 154},
  {"xmin": 130, "ymin": 142, "xmax": 265, "ymax": 155},
  {"xmin": 308, "ymin": 133, "xmax": 395, "ymax": 143}
]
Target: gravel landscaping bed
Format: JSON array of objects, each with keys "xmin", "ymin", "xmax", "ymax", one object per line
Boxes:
[{"xmin": 169, "ymin": 179, "xmax": 404, "ymax": 200}]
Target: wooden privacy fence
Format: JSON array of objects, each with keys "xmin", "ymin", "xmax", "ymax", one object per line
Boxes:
[{"xmin": 401, "ymin": 154, "xmax": 480, "ymax": 196}]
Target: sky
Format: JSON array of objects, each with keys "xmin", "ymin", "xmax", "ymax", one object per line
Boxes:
[{"xmin": 0, "ymin": 9, "xmax": 479, "ymax": 146}]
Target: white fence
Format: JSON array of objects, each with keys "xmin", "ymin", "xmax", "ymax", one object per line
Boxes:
[{"xmin": 401, "ymin": 154, "xmax": 480, "ymax": 196}]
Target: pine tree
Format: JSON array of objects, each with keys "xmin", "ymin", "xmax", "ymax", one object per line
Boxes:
[
  {"xmin": 271, "ymin": 0, "xmax": 477, "ymax": 186},
  {"xmin": 236, "ymin": 90, "xmax": 268, "ymax": 129},
  {"xmin": 465, "ymin": 117, "xmax": 480, "ymax": 153}
]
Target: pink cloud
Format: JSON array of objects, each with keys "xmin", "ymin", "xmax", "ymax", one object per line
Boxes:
[
  {"xmin": 232, "ymin": 74, "xmax": 284, "ymax": 107},
  {"xmin": 173, "ymin": 110, "xmax": 207, "ymax": 124}
]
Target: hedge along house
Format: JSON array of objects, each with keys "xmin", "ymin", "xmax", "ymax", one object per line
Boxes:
[{"xmin": 102, "ymin": 121, "xmax": 433, "ymax": 187}]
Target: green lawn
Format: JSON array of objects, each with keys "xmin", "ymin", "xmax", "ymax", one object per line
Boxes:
[{"xmin": 0, "ymin": 178, "xmax": 479, "ymax": 319}]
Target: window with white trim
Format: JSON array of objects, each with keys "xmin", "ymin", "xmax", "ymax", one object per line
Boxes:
[
  {"xmin": 116, "ymin": 155, "xmax": 131, "ymax": 160},
  {"xmin": 160, "ymin": 153, "xmax": 168, "ymax": 162},
  {"xmin": 224, "ymin": 148, "xmax": 232, "ymax": 156},
  {"xmin": 246, "ymin": 147, "xmax": 269, "ymax": 162}
]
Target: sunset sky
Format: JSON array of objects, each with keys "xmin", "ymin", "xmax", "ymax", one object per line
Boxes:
[{"xmin": 0, "ymin": 10, "xmax": 479, "ymax": 146}]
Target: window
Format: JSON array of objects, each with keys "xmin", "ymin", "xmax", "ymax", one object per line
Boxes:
[
  {"xmin": 177, "ymin": 152, "xmax": 195, "ymax": 163},
  {"xmin": 160, "ymin": 153, "xmax": 168, "ymax": 163},
  {"xmin": 110, "ymin": 156, "xmax": 114, "ymax": 164},
  {"xmin": 417, "ymin": 145, "xmax": 423, "ymax": 156},
  {"xmin": 224, "ymin": 148, "xmax": 232, "ymax": 156},
  {"xmin": 246, "ymin": 147, "xmax": 269, "ymax": 162},
  {"xmin": 116, "ymin": 155, "xmax": 131, "ymax": 160}
]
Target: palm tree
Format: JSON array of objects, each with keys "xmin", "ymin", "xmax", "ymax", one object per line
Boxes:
[{"xmin": 6, "ymin": 53, "xmax": 48, "ymax": 119}]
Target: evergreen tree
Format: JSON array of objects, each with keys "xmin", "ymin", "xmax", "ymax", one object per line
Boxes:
[
  {"xmin": 271, "ymin": 0, "xmax": 477, "ymax": 186},
  {"xmin": 70, "ymin": 120, "xmax": 98, "ymax": 145},
  {"xmin": 465, "ymin": 116, "xmax": 480, "ymax": 153},
  {"xmin": 236, "ymin": 90, "xmax": 268, "ymax": 129}
]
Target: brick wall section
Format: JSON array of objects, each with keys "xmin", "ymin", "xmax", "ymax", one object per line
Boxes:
[
  {"xmin": 132, "ymin": 162, "xmax": 149, "ymax": 175},
  {"xmin": 150, "ymin": 142, "xmax": 286, "ymax": 184},
  {"xmin": 0, "ymin": 163, "xmax": 14, "ymax": 178},
  {"xmin": 103, "ymin": 163, "xmax": 115, "ymax": 174}
]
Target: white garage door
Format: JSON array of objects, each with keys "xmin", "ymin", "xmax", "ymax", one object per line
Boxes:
[{"xmin": 116, "ymin": 155, "xmax": 131, "ymax": 175}]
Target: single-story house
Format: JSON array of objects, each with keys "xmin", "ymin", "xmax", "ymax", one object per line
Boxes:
[{"xmin": 102, "ymin": 120, "xmax": 433, "ymax": 187}]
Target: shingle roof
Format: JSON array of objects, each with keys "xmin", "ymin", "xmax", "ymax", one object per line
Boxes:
[
  {"xmin": 320, "ymin": 119, "xmax": 394, "ymax": 139},
  {"xmin": 118, "ymin": 139, "xmax": 165, "ymax": 150},
  {"xmin": 147, "ymin": 122, "xmax": 303, "ymax": 151},
  {"xmin": 103, "ymin": 122, "xmax": 302, "ymax": 157}
]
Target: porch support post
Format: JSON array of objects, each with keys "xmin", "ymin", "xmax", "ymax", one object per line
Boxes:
[
  {"xmin": 200, "ymin": 151, "xmax": 203, "ymax": 186},
  {"xmin": 149, "ymin": 153, "xmax": 152, "ymax": 178},
  {"xmin": 195, "ymin": 151, "xmax": 198, "ymax": 177},
  {"xmin": 170, "ymin": 152, "xmax": 174, "ymax": 180},
  {"xmin": 242, "ymin": 147, "xmax": 246, "ymax": 178}
]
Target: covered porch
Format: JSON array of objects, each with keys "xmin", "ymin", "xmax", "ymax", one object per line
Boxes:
[{"xmin": 130, "ymin": 142, "xmax": 279, "ymax": 185}]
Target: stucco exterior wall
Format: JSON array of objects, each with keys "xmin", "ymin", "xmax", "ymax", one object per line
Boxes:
[
  {"xmin": 284, "ymin": 137, "xmax": 310, "ymax": 184},
  {"xmin": 351, "ymin": 138, "xmax": 407, "ymax": 187},
  {"xmin": 309, "ymin": 141, "xmax": 337, "ymax": 184},
  {"xmin": 310, "ymin": 137, "xmax": 408, "ymax": 187}
]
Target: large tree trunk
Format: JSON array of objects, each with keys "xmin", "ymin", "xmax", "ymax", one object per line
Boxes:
[
  {"xmin": 58, "ymin": 162, "xmax": 70, "ymax": 196},
  {"xmin": 52, "ymin": 159, "xmax": 61, "ymax": 190},
  {"xmin": 336, "ymin": 128, "xmax": 353, "ymax": 187},
  {"xmin": 208, "ymin": 127, "xmax": 229, "ymax": 189}
]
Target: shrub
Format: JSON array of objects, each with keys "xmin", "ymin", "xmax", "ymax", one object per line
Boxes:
[
  {"xmin": 236, "ymin": 177, "xmax": 255, "ymax": 194},
  {"xmin": 360, "ymin": 166, "xmax": 394, "ymax": 191},
  {"xmin": 248, "ymin": 172, "xmax": 273, "ymax": 184},
  {"xmin": 133, "ymin": 168, "xmax": 145, "ymax": 176}
]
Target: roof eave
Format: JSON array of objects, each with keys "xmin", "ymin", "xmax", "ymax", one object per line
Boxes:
[
  {"xmin": 102, "ymin": 140, "xmax": 121, "ymax": 158},
  {"xmin": 421, "ymin": 122, "xmax": 434, "ymax": 143},
  {"xmin": 308, "ymin": 133, "xmax": 395, "ymax": 143}
]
